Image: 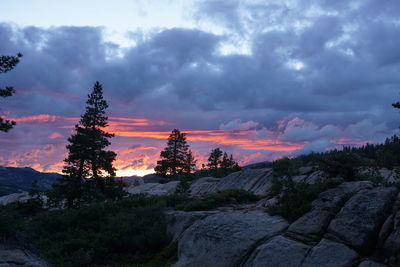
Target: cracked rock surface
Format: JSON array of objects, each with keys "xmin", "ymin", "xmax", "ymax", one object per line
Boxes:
[{"xmin": 168, "ymin": 181, "xmax": 400, "ymax": 267}]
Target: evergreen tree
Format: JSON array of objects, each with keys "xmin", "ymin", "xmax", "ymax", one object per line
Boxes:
[
  {"xmin": 53, "ymin": 81, "xmax": 120, "ymax": 208},
  {"xmin": 0, "ymin": 53, "xmax": 22, "ymax": 132},
  {"xmin": 207, "ymin": 148, "xmax": 223, "ymax": 170},
  {"xmin": 207, "ymin": 149, "xmax": 240, "ymax": 177},
  {"xmin": 183, "ymin": 150, "xmax": 197, "ymax": 174},
  {"xmin": 220, "ymin": 152, "xmax": 230, "ymax": 169},
  {"xmin": 155, "ymin": 129, "xmax": 191, "ymax": 176}
]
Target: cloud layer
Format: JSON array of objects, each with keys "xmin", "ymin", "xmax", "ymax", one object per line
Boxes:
[{"xmin": 1, "ymin": 0, "xmax": 400, "ymax": 175}]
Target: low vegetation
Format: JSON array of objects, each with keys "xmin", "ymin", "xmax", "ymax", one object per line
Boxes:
[
  {"xmin": 176, "ymin": 189, "xmax": 259, "ymax": 211},
  {"xmin": 269, "ymin": 178, "xmax": 343, "ymax": 222},
  {"xmin": 0, "ymin": 189, "xmax": 259, "ymax": 266},
  {"xmin": 1, "ymin": 195, "xmax": 176, "ymax": 267}
]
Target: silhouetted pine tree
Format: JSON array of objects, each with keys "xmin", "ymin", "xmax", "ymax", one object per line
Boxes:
[
  {"xmin": 207, "ymin": 148, "xmax": 240, "ymax": 177},
  {"xmin": 183, "ymin": 150, "xmax": 197, "ymax": 174},
  {"xmin": 52, "ymin": 81, "xmax": 121, "ymax": 208},
  {"xmin": 207, "ymin": 148, "xmax": 223, "ymax": 170},
  {"xmin": 0, "ymin": 53, "xmax": 22, "ymax": 132},
  {"xmin": 155, "ymin": 129, "xmax": 191, "ymax": 176}
]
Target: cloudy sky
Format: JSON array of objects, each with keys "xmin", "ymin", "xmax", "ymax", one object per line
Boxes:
[{"xmin": 1, "ymin": 0, "xmax": 400, "ymax": 176}]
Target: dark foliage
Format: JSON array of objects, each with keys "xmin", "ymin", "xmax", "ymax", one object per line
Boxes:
[
  {"xmin": 49, "ymin": 81, "xmax": 123, "ymax": 208},
  {"xmin": 155, "ymin": 129, "xmax": 196, "ymax": 177},
  {"xmin": 27, "ymin": 195, "xmax": 171, "ymax": 266},
  {"xmin": 269, "ymin": 178, "xmax": 343, "ymax": 222},
  {"xmin": 0, "ymin": 53, "xmax": 22, "ymax": 132},
  {"xmin": 176, "ymin": 189, "xmax": 259, "ymax": 211},
  {"xmin": 201, "ymin": 148, "xmax": 241, "ymax": 178}
]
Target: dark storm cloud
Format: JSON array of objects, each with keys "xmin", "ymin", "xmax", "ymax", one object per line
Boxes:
[{"xmin": 1, "ymin": 0, "xmax": 400, "ymax": 170}]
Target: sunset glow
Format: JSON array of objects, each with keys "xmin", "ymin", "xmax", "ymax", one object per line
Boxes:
[
  {"xmin": 1, "ymin": 0, "xmax": 398, "ymax": 176},
  {"xmin": 0, "ymin": 114, "xmax": 375, "ymax": 176}
]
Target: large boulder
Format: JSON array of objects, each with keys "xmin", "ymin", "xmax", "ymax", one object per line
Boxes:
[
  {"xmin": 326, "ymin": 187, "xmax": 397, "ymax": 254},
  {"xmin": 173, "ymin": 211, "xmax": 288, "ymax": 267},
  {"xmin": 0, "ymin": 192, "xmax": 31, "ymax": 206},
  {"xmin": 124, "ymin": 181, "xmax": 179, "ymax": 196},
  {"xmin": 301, "ymin": 238, "xmax": 359, "ymax": 267},
  {"xmin": 164, "ymin": 210, "xmax": 218, "ymax": 241},
  {"xmin": 358, "ymin": 260, "xmax": 387, "ymax": 267},
  {"xmin": 286, "ymin": 181, "xmax": 374, "ymax": 243},
  {"xmin": 0, "ymin": 249, "xmax": 50, "ymax": 267},
  {"xmin": 244, "ymin": 235, "xmax": 310, "ymax": 267},
  {"xmin": 382, "ymin": 211, "xmax": 400, "ymax": 265}
]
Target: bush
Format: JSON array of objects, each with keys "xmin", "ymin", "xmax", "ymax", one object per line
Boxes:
[
  {"xmin": 27, "ymin": 194, "xmax": 172, "ymax": 266},
  {"xmin": 272, "ymin": 157, "xmax": 299, "ymax": 178},
  {"xmin": 177, "ymin": 189, "xmax": 259, "ymax": 211},
  {"xmin": 269, "ymin": 178, "xmax": 343, "ymax": 222}
]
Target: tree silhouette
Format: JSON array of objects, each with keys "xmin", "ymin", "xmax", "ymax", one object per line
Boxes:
[
  {"xmin": 155, "ymin": 129, "xmax": 194, "ymax": 176},
  {"xmin": 0, "ymin": 53, "xmax": 22, "ymax": 132},
  {"xmin": 183, "ymin": 149, "xmax": 197, "ymax": 174},
  {"xmin": 52, "ymin": 81, "xmax": 120, "ymax": 208},
  {"xmin": 207, "ymin": 148, "xmax": 240, "ymax": 177},
  {"xmin": 207, "ymin": 148, "xmax": 223, "ymax": 170}
]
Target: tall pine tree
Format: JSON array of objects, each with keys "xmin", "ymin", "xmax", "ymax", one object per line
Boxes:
[
  {"xmin": 53, "ymin": 81, "xmax": 119, "ymax": 208},
  {"xmin": 0, "ymin": 53, "xmax": 22, "ymax": 132},
  {"xmin": 155, "ymin": 129, "xmax": 193, "ymax": 176}
]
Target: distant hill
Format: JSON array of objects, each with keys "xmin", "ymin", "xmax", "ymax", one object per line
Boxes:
[{"xmin": 0, "ymin": 166, "xmax": 61, "ymax": 196}]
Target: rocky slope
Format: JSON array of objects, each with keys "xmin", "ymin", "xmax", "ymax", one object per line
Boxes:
[
  {"xmin": 167, "ymin": 181, "xmax": 400, "ymax": 266},
  {"xmin": 2, "ymin": 167, "xmax": 400, "ymax": 266}
]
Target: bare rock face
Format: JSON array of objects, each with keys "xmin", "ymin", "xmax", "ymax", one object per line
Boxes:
[
  {"xmin": 382, "ymin": 211, "xmax": 400, "ymax": 265},
  {"xmin": 301, "ymin": 239, "xmax": 359, "ymax": 267},
  {"xmin": 124, "ymin": 181, "xmax": 179, "ymax": 196},
  {"xmin": 164, "ymin": 210, "xmax": 218, "ymax": 241},
  {"xmin": 173, "ymin": 211, "xmax": 288, "ymax": 267},
  {"xmin": 188, "ymin": 177, "xmax": 220, "ymax": 196},
  {"xmin": 358, "ymin": 260, "xmax": 387, "ymax": 267},
  {"xmin": 286, "ymin": 181, "xmax": 374, "ymax": 243},
  {"xmin": 244, "ymin": 235, "xmax": 310, "ymax": 267},
  {"xmin": 0, "ymin": 192, "xmax": 31, "ymax": 206},
  {"xmin": 190, "ymin": 168, "xmax": 274, "ymax": 197},
  {"xmin": 0, "ymin": 249, "xmax": 50, "ymax": 267},
  {"xmin": 326, "ymin": 187, "xmax": 397, "ymax": 254},
  {"xmin": 168, "ymin": 180, "xmax": 400, "ymax": 266}
]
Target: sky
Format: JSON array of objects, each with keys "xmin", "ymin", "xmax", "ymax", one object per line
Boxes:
[{"xmin": 1, "ymin": 0, "xmax": 400, "ymax": 176}]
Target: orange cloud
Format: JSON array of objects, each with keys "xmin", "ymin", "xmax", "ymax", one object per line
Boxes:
[
  {"xmin": 49, "ymin": 132, "xmax": 64, "ymax": 139},
  {"xmin": 10, "ymin": 114, "xmax": 61, "ymax": 123},
  {"xmin": 120, "ymin": 146, "xmax": 158, "ymax": 155}
]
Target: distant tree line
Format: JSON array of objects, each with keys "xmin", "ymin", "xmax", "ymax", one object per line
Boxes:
[{"xmin": 154, "ymin": 130, "xmax": 240, "ymax": 179}]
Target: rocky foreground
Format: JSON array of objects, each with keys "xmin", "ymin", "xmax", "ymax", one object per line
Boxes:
[
  {"xmin": 128, "ymin": 168, "xmax": 400, "ymax": 266},
  {"xmin": 2, "ymin": 167, "xmax": 400, "ymax": 266}
]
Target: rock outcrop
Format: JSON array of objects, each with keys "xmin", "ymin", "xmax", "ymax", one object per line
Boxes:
[
  {"xmin": 124, "ymin": 181, "xmax": 179, "ymax": 196},
  {"xmin": 0, "ymin": 192, "xmax": 31, "ymax": 206},
  {"xmin": 168, "ymin": 182, "xmax": 400, "ymax": 266},
  {"xmin": 189, "ymin": 168, "xmax": 326, "ymax": 197},
  {"xmin": 173, "ymin": 211, "xmax": 288, "ymax": 267},
  {"xmin": 0, "ymin": 248, "xmax": 50, "ymax": 267}
]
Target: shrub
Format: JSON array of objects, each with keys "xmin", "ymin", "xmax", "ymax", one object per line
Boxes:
[
  {"xmin": 272, "ymin": 157, "xmax": 299, "ymax": 178},
  {"xmin": 269, "ymin": 178, "xmax": 343, "ymax": 222},
  {"xmin": 177, "ymin": 189, "xmax": 259, "ymax": 211},
  {"xmin": 27, "ymin": 194, "xmax": 171, "ymax": 266}
]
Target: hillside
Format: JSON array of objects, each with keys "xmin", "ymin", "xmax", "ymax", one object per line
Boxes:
[{"xmin": 0, "ymin": 166, "xmax": 61, "ymax": 196}]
